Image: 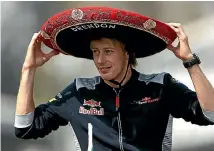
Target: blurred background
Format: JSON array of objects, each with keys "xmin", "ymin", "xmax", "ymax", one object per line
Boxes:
[{"xmin": 1, "ymin": 1, "xmax": 214, "ymax": 151}]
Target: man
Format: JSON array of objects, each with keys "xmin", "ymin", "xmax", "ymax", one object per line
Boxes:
[{"xmin": 15, "ymin": 7, "xmax": 214, "ymax": 151}]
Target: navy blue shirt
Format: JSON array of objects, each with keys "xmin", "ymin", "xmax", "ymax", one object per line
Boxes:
[{"xmin": 15, "ymin": 69, "xmax": 214, "ymax": 151}]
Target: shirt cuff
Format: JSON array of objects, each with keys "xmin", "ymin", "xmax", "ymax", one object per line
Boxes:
[
  {"xmin": 14, "ymin": 111, "xmax": 34, "ymax": 128},
  {"xmin": 202, "ymin": 110, "xmax": 214, "ymax": 123}
]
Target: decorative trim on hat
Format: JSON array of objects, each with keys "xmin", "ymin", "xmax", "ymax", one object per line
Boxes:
[
  {"xmin": 143, "ymin": 19, "xmax": 156, "ymax": 30},
  {"xmin": 71, "ymin": 9, "xmax": 84, "ymax": 20},
  {"xmin": 51, "ymin": 21, "xmax": 170, "ymax": 55},
  {"xmin": 40, "ymin": 7, "xmax": 177, "ymax": 58}
]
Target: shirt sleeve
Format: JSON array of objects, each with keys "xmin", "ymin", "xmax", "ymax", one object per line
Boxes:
[
  {"xmin": 14, "ymin": 81, "xmax": 77, "ymax": 139},
  {"xmin": 163, "ymin": 73, "xmax": 214, "ymax": 125}
]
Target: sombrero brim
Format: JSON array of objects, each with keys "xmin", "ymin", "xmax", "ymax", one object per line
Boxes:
[{"xmin": 39, "ymin": 6, "xmax": 177, "ymax": 59}]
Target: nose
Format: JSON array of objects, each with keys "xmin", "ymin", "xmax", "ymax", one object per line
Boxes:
[{"xmin": 97, "ymin": 53, "xmax": 105, "ymax": 64}]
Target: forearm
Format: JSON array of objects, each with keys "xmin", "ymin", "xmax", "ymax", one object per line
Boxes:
[
  {"xmin": 187, "ymin": 64, "xmax": 214, "ymax": 111},
  {"xmin": 16, "ymin": 67, "xmax": 36, "ymax": 115}
]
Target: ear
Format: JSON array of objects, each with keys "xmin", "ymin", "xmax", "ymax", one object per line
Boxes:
[{"xmin": 126, "ymin": 52, "xmax": 129, "ymax": 59}]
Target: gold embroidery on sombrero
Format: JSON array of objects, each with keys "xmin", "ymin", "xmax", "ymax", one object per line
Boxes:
[
  {"xmin": 51, "ymin": 21, "xmax": 171, "ymax": 54},
  {"xmin": 42, "ymin": 7, "xmax": 172, "ymax": 53},
  {"xmin": 143, "ymin": 19, "xmax": 156, "ymax": 30},
  {"xmin": 71, "ymin": 9, "xmax": 84, "ymax": 20}
]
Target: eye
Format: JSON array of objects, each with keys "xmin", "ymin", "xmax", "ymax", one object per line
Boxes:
[
  {"xmin": 105, "ymin": 49, "xmax": 113, "ymax": 54},
  {"xmin": 92, "ymin": 49, "xmax": 99, "ymax": 55}
]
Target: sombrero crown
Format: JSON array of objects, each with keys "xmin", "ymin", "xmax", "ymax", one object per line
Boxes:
[{"xmin": 39, "ymin": 6, "xmax": 177, "ymax": 59}]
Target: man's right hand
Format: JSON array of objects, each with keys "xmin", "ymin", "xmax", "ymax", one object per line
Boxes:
[{"xmin": 23, "ymin": 32, "xmax": 59, "ymax": 70}]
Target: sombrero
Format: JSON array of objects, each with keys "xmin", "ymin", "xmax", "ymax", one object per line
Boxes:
[{"xmin": 39, "ymin": 6, "xmax": 177, "ymax": 59}]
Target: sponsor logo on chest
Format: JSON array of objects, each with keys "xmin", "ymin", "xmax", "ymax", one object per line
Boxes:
[
  {"xmin": 79, "ymin": 99, "xmax": 104, "ymax": 115},
  {"xmin": 132, "ymin": 97, "xmax": 160, "ymax": 105}
]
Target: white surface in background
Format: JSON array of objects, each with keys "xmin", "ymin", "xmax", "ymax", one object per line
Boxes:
[{"xmin": 173, "ymin": 118, "xmax": 214, "ymax": 150}]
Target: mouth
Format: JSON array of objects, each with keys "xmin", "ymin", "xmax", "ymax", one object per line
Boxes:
[{"xmin": 99, "ymin": 67, "xmax": 111, "ymax": 73}]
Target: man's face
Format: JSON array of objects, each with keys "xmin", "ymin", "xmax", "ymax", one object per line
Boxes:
[{"xmin": 90, "ymin": 38, "xmax": 128, "ymax": 81}]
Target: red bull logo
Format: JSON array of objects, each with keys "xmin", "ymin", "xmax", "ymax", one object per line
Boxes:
[
  {"xmin": 83, "ymin": 99, "xmax": 101, "ymax": 108},
  {"xmin": 79, "ymin": 106, "xmax": 104, "ymax": 115},
  {"xmin": 79, "ymin": 99, "xmax": 104, "ymax": 115}
]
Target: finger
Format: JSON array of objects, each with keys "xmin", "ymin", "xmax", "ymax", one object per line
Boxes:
[
  {"xmin": 172, "ymin": 24, "xmax": 187, "ymax": 37},
  {"xmin": 167, "ymin": 23, "xmax": 187, "ymax": 37},
  {"xmin": 167, "ymin": 44, "xmax": 176, "ymax": 52},
  {"xmin": 167, "ymin": 42, "xmax": 180, "ymax": 51},
  {"xmin": 167, "ymin": 24, "xmax": 187, "ymax": 41},
  {"xmin": 169, "ymin": 23, "xmax": 186, "ymax": 33},
  {"xmin": 44, "ymin": 50, "xmax": 59, "ymax": 59},
  {"xmin": 29, "ymin": 32, "xmax": 41, "ymax": 48},
  {"xmin": 178, "ymin": 27, "xmax": 187, "ymax": 39},
  {"xmin": 167, "ymin": 24, "xmax": 182, "ymax": 37},
  {"xmin": 35, "ymin": 39, "xmax": 42, "ymax": 50},
  {"xmin": 167, "ymin": 23, "xmax": 181, "ymax": 28}
]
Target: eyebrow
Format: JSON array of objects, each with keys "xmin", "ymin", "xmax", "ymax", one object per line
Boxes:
[{"xmin": 90, "ymin": 47, "xmax": 114, "ymax": 50}]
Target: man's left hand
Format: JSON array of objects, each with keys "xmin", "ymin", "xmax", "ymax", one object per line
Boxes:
[{"xmin": 166, "ymin": 23, "xmax": 193, "ymax": 62}]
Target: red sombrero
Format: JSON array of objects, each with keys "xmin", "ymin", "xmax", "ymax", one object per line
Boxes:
[{"xmin": 39, "ymin": 6, "xmax": 177, "ymax": 59}]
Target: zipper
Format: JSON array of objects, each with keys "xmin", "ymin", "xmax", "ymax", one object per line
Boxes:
[
  {"xmin": 113, "ymin": 89, "xmax": 121, "ymax": 111},
  {"xmin": 87, "ymin": 123, "xmax": 94, "ymax": 151},
  {"xmin": 68, "ymin": 122, "xmax": 82, "ymax": 151},
  {"xmin": 113, "ymin": 88, "xmax": 124, "ymax": 151}
]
